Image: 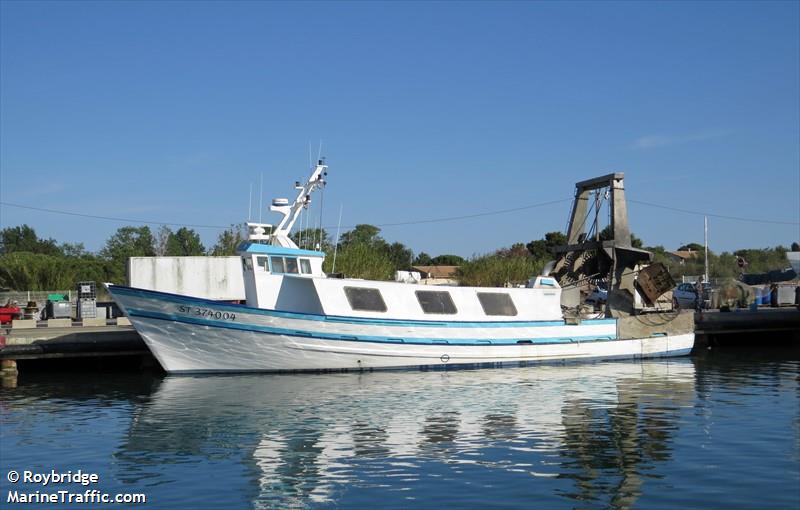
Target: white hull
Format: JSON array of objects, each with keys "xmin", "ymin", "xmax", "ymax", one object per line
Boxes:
[
  {"xmin": 109, "ymin": 286, "xmax": 694, "ymax": 373},
  {"xmin": 133, "ymin": 315, "xmax": 693, "ymax": 373}
]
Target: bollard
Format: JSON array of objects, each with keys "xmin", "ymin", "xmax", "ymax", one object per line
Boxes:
[
  {"xmin": 1, "ymin": 372, "xmax": 18, "ymax": 389},
  {"xmin": 1, "ymin": 359, "xmax": 18, "ymax": 375}
]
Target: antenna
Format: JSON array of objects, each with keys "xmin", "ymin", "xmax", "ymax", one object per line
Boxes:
[
  {"xmin": 312, "ymin": 206, "xmax": 320, "ymax": 250},
  {"xmin": 316, "ymin": 191, "xmax": 325, "ymax": 249},
  {"xmin": 317, "ymin": 140, "xmax": 323, "ymax": 162},
  {"xmin": 317, "ymin": 159, "xmax": 326, "ymax": 250},
  {"xmin": 248, "ymin": 182, "xmax": 253, "ymax": 222},
  {"xmin": 704, "ymin": 216, "xmax": 709, "ymax": 282},
  {"xmin": 303, "ymin": 199, "xmax": 310, "ymax": 248},
  {"xmin": 258, "ymin": 173, "xmax": 263, "ymax": 224},
  {"xmin": 332, "ymin": 204, "xmax": 343, "ymax": 274},
  {"xmin": 298, "ymin": 207, "xmax": 304, "ymax": 248}
]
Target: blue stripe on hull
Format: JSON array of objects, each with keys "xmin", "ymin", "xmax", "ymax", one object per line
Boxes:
[
  {"xmin": 110, "ymin": 284, "xmax": 616, "ymax": 329},
  {"xmin": 128, "ymin": 309, "xmax": 617, "ymax": 346}
]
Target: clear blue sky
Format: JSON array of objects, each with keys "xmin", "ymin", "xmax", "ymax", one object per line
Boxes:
[{"xmin": 1, "ymin": 1, "xmax": 798, "ymax": 257}]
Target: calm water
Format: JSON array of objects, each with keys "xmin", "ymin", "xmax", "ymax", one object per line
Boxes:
[{"xmin": 1, "ymin": 349, "xmax": 798, "ymax": 510}]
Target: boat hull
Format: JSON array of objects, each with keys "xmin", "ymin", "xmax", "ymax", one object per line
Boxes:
[{"xmin": 108, "ymin": 285, "xmax": 694, "ymax": 374}]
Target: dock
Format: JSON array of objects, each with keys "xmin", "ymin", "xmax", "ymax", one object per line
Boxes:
[
  {"xmin": 694, "ymin": 307, "xmax": 800, "ymax": 347},
  {"xmin": 1, "ymin": 323, "xmax": 146, "ymax": 360},
  {"xmin": 0, "ymin": 320, "xmax": 149, "ymax": 383},
  {"xmin": 696, "ymin": 308, "xmax": 800, "ymax": 336}
]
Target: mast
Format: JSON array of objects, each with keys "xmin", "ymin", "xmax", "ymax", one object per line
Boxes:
[{"xmin": 269, "ymin": 159, "xmax": 329, "ymax": 248}]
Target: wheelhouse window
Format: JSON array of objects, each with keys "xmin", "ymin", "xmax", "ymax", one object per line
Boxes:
[
  {"xmin": 416, "ymin": 290, "xmax": 457, "ymax": 314},
  {"xmin": 477, "ymin": 292, "xmax": 517, "ymax": 316},
  {"xmin": 299, "ymin": 258, "xmax": 312, "ymax": 274},
  {"xmin": 285, "ymin": 257, "xmax": 299, "ymax": 274},
  {"xmin": 344, "ymin": 287, "xmax": 387, "ymax": 312},
  {"xmin": 256, "ymin": 256, "xmax": 269, "ymax": 271},
  {"xmin": 268, "ymin": 256, "xmax": 304, "ymax": 274}
]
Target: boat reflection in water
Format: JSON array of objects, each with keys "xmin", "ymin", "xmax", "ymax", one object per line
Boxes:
[{"xmin": 118, "ymin": 361, "xmax": 696, "ymax": 509}]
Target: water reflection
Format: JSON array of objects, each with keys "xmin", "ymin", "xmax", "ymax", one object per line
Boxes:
[
  {"xmin": 114, "ymin": 361, "xmax": 696, "ymax": 509},
  {"xmin": 558, "ymin": 371, "xmax": 687, "ymax": 509}
]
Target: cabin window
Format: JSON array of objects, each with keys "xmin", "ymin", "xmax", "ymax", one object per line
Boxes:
[
  {"xmin": 477, "ymin": 292, "xmax": 517, "ymax": 316},
  {"xmin": 243, "ymin": 258, "xmax": 253, "ymax": 271},
  {"xmin": 299, "ymin": 258, "xmax": 312, "ymax": 274},
  {"xmin": 344, "ymin": 287, "xmax": 387, "ymax": 312},
  {"xmin": 416, "ymin": 290, "xmax": 457, "ymax": 314},
  {"xmin": 268, "ymin": 256, "xmax": 302, "ymax": 274},
  {"xmin": 256, "ymin": 256, "xmax": 270, "ymax": 271}
]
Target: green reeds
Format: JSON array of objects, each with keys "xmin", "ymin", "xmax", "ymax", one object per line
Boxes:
[{"xmin": 456, "ymin": 254, "xmax": 543, "ymax": 288}]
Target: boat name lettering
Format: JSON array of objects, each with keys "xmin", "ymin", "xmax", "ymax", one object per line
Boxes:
[{"xmin": 177, "ymin": 305, "xmax": 236, "ymax": 321}]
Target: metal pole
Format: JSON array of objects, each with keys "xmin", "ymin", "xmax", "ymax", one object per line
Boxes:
[
  {"xmin": 594, "ymin": 190, "xmax": 600, "ymax": 241},
  {"xmin": 704, "ymin": 216, "xmax": 709, "ymax": 282},
  {"xmin": 259, "ymin": 173, "xmax": 263, "ymax": 224},
  {"xmin": 332, "ymin": 205, "xmax": 343, "ymax": 274}
]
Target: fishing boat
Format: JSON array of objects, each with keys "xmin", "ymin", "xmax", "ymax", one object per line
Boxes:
[{"xmin": 107, "ymin": 160, "xmax": 694, "ymax": 373}]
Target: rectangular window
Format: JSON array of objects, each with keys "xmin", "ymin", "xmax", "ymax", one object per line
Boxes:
[
  {"xmin": 256, "ymin": 256, "xmax": 270, "ymax": 271},
  {"xmin": 299, "ymin": 258, "xmax": 312, "ymax": 274},
  {"xmin": 344, "ymin": 287, "xmax": 387, "ymax": 312},
  {"xmin": 243, "ymin": 258, "xmax": 253, "ymax": 271},
  {"xmin": 285, "ymin": 257, "xmax": 299, "ymax": 274},
  {"xmin": 271, "ymin": 257, "xmax": 285, "ymax": 273},
  {"xmin": 477, "ymin": 292, "xmax": 517, "ymax": 316},
  {"xmin": 415, "ymin": 290, "xmax": 457, "ymax": 314}
]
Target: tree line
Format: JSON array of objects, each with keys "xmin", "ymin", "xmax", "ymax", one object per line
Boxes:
[
  {"xmin": 0, "ymin": 224, "xmax": 239, "ymax": 290},
  {"xmin": 0, "ymin": 223, "xmax": 796, "ymax": 291}
]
